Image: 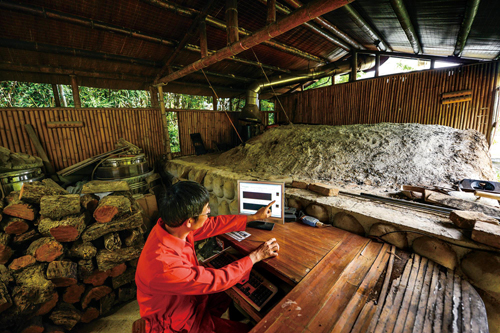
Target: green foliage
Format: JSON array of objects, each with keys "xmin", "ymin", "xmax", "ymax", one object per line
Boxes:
[
  {"xmin": 335, "ymin": 74, "xmax": 349, "ymax": 85},
  {"xmin": 260, "ymin": 100, "xmax": 274, "ymax": 111},
  {"xmin": 395, "ymin": 61, "xmax": 416, "ymax": 72},
  {"xmin": 1, "ymin": 81, "xmax": 54, "ymax": 107},
  {"xmin": 304, "ymin": 77, "xmax": 332, "ymax": 90}
]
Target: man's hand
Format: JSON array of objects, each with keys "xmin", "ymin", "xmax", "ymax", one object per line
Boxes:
[
  {"xmin": 247, "ymin": 200, "xmax": 275, "ymax": 222},
  {"xmin": 249, "ymin": 238, "xmax": 279, "ymax": 264}
]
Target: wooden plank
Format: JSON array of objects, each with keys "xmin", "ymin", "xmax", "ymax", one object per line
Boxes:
[
  {"xmin": 24, "ymin": 124, "xmax": 56, "ymax": 175},
  {"xmin": 441, "ymin": 269, "xmax": 455, "ymax": 332},
  {"xmin": 460, "ymin": 278, "xmax": 472, "ymax": 333},
  {"xmin": 424, "ymin": 270, "xmax": 446, "ymax": 333},
  {"xmin": 401, "ymin": 257, "xmax": 429, "ymax": 333},
  {"xmin": 451, "ymin": 272, "xmax": 462, "ymax": 333},
  {"xmin": 46, "ymin": 121, "xmax": 84, "ymax": 128},
  {"xmin": 250, "ymin": 233, "xmax": 370, "ymax": 333},
  {"xmin": 330, "ymin": 243, "xmax": 391, "ymax": 333}
]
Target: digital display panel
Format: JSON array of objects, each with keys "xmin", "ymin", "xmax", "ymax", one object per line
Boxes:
[{"xmin": 238, "ymin": 180, "xmax": 284, "ymax": 223}]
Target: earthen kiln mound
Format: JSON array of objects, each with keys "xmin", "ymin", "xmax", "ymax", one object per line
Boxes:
[{"xmin": 213, "ymin": 123, "xmax": 495, "ymax": 189}]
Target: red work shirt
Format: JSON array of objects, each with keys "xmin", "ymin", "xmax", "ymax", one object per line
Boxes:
[{"xmin": 135, "ymin": 215, "xmax": 252, "ymax": 333}]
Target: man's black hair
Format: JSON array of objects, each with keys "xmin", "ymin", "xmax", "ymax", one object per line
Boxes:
[{"xmin": 160, "ymin": 181, "xmax": 210, "ymax": 228}]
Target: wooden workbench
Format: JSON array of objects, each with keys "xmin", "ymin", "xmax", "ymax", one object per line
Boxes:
[{"xmin": 219, "ymin": 222, "xmax": 489, "ymax": 333}]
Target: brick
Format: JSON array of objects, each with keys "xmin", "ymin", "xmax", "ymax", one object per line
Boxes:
[
  {"xmin": 449, "ymin": 210, "xmax": 499, "ymax": 230},
  {"xmin": 308, "ymin": 183, "xmax": 339, "ymax": 197},
  {"xmin": 472, "ymin": 221, "xmax": 500, "ymax": 249}
]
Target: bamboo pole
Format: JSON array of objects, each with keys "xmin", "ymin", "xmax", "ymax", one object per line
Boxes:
[
  {"xmin": 226, "ymin": 0, "xmax": 239, "ymax": 45},
  {"xmin": 52, "ymin": 84, "xmax": 61, "ymax": 107},
  {"xmin": 200, "ymin": 20, "xmax": 208, "ymax": 58}
]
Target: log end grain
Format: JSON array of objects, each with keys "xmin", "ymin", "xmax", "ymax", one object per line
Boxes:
[
  {"xmin": 8, "ymin": 255, "xmax": 36, "ymax": 272},
  {"xmin": 80, "ymin": 307, "xmax": 100, "ymax": 323},
  {"xmin": 82, "ymin": 285, "xmax": 112, "ymax": 309},
  {"xmin": 0, "ymin": 245, "xmax": 13, "ymax": 265},
  {"xmin": 2, "ymin": 217, "xmax": 29, "ymax": 235},
  {"xmin": 35, "ymin": 291, "xmax": 59, "ymax": 316},
  {"xmin": 93, "ymin": 206, "xmax": 119, "ymax": 223},
  {"xmin": 49, "ymin": 226, "xmax": 80, "ymax": 243},
  {"xmin": 83, "ymin": 270, "xmax": 109, "ymax": 287},
  {"xmin": 63, "ymin": 283, "xmax": 85, "ymax": 304},
  {"xmin": 3, "ymin": 203, "xmax": 36, "ymax": 221}
]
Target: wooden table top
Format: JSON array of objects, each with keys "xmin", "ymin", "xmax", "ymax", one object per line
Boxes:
[{"xmin": 219, "ymin": 222, "xmax": 350, "ymax": 285}]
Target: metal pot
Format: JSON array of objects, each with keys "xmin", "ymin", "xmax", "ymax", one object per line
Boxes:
[
  {"xmin": 101, "ymin": 154, "xmax": 146, "ymax": 167},
  {"xmin": 0, "ymin": 168, "xmax": 45, "ymax": 195}
]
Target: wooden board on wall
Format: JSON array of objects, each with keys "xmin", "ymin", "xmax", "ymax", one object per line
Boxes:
[
  {"xmin": 276, "ymin": 61, "xmax": 499, "ymax": 140},
  {"xmin": 0, "ymin": 108, "xmax": 165, "ymax": 171}
]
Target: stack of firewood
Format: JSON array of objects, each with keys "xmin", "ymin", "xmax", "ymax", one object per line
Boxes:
[{"xmin": 0, "ymin": 179, "xmax": 146, "ymax": 332}]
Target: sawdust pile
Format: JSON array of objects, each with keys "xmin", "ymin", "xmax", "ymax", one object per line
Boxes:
[{"xmin": 214, "ymin": 123, "xmax": 496, "ymax": 188}]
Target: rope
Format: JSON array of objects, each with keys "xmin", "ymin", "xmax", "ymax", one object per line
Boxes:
[
  {"xmin": 250, "ymin": 48, "xmax": 292, "ymax": 125},
  {"xmin": 201, "ymin": 68, "xmax": 244, "ymax": 144}
]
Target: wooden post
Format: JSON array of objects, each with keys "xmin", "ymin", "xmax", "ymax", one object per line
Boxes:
[
  {"xmin": 24, "ymin": 124, "xmax": 56, "ymax": 176},
  {"xmin": 70, "ymin": 76, "xmax": 81, "ymax": 108},
  {"xmin": 52, "ymin": 84, "xmax": 61, "ymax": 107},
  {"xmin": 213, "ymin": 93, "xmax": 218, "ymax": 111},
  {"xmin": 200, "ymin": 20, "xmax": 208, "ymax": 58},
  {"xmin": 431, "ymin": 59, "xmax": 436, "ymax": 69},
  {"xmin": 375, "ymin": 54, "xmax": 380, "ymax": 77},
  {"xmin": 225, "ymin": 0, "xmax": 239, "ymax": 45},
  {"xmin": 350, "ymin": 51, "xmax": 357, "ymax": 82},
  {"xmin": 149, "ymin": 87, "xmax": 159, "ymax": 108},
  {"xmin": 58, "ymin": 84, "xmax": 67, "ymax": 107},
  {"xmin": 267, "ymin": 0, "xmax": 276, "ymax": 25},
  {"xmin": 157, "ymin": 86, "xmax": 172, "ymax": 159}
]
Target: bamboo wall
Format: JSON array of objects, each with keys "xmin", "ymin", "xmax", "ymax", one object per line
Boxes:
[
  {"xmin": 0, "ymin": 108, "xmax": 165, "ymax": 170},
  {"xmin": 176, "ymin": 110, "xmax": 239, "ymax": 156},
  {"xmin": 277, "ymin": 61, "xmax": 500, "ymax": 140}
]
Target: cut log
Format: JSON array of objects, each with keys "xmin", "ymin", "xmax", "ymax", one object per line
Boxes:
[
  {"xmin": 449, "ymin": 210, "xmax": 499, "ymax": 230},
  {"xmin": 425, "ymin": 190, "xmax": 500, "ymax": 218},
  {"xmin": 0, "ymin": 282, "xmax": 12, "ymax": 314},
  {"xmin": 106, "ymin": 263, "xmax": 127, "ymax": 278},
  {"xmin": 83, "ymin": 270, "xmax": 109, "ymax": 286},
  {"xmin": 82, "ymin": 211, "xmax": 143, "ymax": 242},
  {"xmin": 308, "ymin": 183, "xmax": 339, "ymax": 197},
  {"xmin": 78, "ymin": 259, "xmax": 95, "ymax": 280},
  {"xmin": 93, "ymin": 195, "xmax": 131, "ymax": 223},
  {"xmin": 118, "ymin": 285, "xmax": 137, "ymax": 303},
  {"xmin": 4, "ymin": 190, "xmax": 20, "ymax": 204},
  {"xmin": 19, "ymin": 181, "xmax": 67, "ymax": 204},
  {"xmin": 8, "ymin": 255, "xmax": 36, "ymax": 272},
  {"xmin": 81, "ymin": 285, "xmax": 112, "ymax": 309},
  {"xmin": 112, "ymin": 267, "xmax": 136, "ymax": 289},
  {"xmin": 0, "ymin": 216, "xmax": 29, "ymax": 235},
  {"xmin": 49, "ymin": 303, "xmax": 81, "ymax": 330},
  {"xmin": 40, "ymin": 194, "xmax": 81, "ymax": 219},
  {"xmin": 38, "ymin": 213, "xmax": 87, "ymax": 242},
  {"xmin": 0, "ymin": 264, "xmax": 13, "ymax": 284},
  {"xmin": 121, "ymin": 228, "xmax": 145, "ymax": 247},
  {"xmin": 104, "ymin": 232, "xmax": 122, "ymax": 251},
  {"xmin": 80, "ymin": 193, "xmax": 100, "ymax": 213},
  {"xmin": 3, "ymin": 200, "xmax": 37, "ymax": 221},
  {"xmin": 80, "ymin": 307, "xmax": 100, "ymax": 323},
  {"xmin": 96, "ymin": 246, "xmax": 143, "ymax": 271},
  {"xmin": 0, "ymin": 232, "xmax": 13, "ymax": 265},
  {"xmin": 63, "ymin": 283, "xmax": 85, "ymax": 304},
  {"xmin": 68, "ymin": 240, "xmax": 97, "ymax": 259},
  {"xmin": 46, "ymin": 260, "xmax": 78, "ymax": 287},
  {"xmin": 26, "ymin": 237, "xmax": 63, "ymax": 262},
  {"xmin": 34, "ymin": 291, "xmax": 58, "ymax": 316},
  {"xmin": 100, "ymin": 292, "xmax": 116, "ymax": 316},
  {"xmin": 12, "ymin": 229, "xmax": 40, "ymax": 248},
  {"xmin": 18, "ymin": 316, "xmax": 44, "ymax": 333},
  {"xmin": 82, "ymin": 180, "xmax": 130, "ymax": 194},
  {"xmin": 12, "ymin": 264, "xmax": 55, "ymax": 310},
  {"xmin": 472, "ymin": 221, "xmax": 500, "ymax": 249}
]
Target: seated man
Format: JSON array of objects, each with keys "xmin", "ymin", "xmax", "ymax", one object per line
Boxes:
[{"xmin": 136, "ymin": 181, "xmax": 280, "ymax": 333}]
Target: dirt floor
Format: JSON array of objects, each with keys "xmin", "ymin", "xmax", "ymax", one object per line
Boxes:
[{"xmin": 213, "ymin": 123, "xmax": 496, "ymax": 190}]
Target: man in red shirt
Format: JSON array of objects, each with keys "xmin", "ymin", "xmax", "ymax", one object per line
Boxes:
[{"xmin": 136, "ymin": 181, "xmax": 280, "ymax": 333}]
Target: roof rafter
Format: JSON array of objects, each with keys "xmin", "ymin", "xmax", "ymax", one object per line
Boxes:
[
  {"xmin": 142, "ymin": 0, "xmax": 327, "ymax": 63},
  {"xmin": 0, "ymin": 1, "xmax": 290, "ymax": 74},
  {"xmin": 453, "ymin": 0, "xmax": 481, "ymax": 57},
  {"xmin": 389, "ymin": 0, "xmax": 422, "ymax": 54},
  {"xmin": 155, "ymin": 0, "xmax": 353, "ymax": 85},
  {"xmin": 343, "ymin": 4, "xmax": 392, "ymax": 52},
  {"xmin": 277, "ymin": 0, "xmax": 364, "ymax": 50}
]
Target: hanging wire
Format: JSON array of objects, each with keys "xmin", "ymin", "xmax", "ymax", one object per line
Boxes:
[
  {"xmin": 201, "ymin": 68, "xmax": 244, "ymax": 144},
  {"xmin": 251, "ymin": 48, "xmax": 292, "ymax": 125}
]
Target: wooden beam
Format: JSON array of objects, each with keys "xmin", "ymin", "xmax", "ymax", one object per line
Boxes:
[
  {"xmin": 24, "ymin": 124, "xmax": 56, "ymax": 176},
  {"xmin": 156, "ymin": 0, "xmax": 353, "ymax": 85},
  {"xmin": 143, "ymin": 0, "xmax": 326, "ymax": 63},
  {"xmin": 46, "ymin": 121, "xmax": 84, "ymax": 128},
  {"xmin": 355, "ymin": 50, "xmax": 478, "ymax": 64},
  {"xmin": 375, "ymin": 54, "xmax": 380, "ymax": 77},
  {"xmin": 51, "ymin": 84, "xmax": 61, "ymax": 107},
  {"xmin": 149, "ymin": 86, "xmax": 159, "ymax": 108},
  {"xmin": 213, "ymin": 92, "xmax": 218, "ymax": 111},
  {"xmin": 157, "ymin": 86, "xmax": 172, "ymax": 159},
  {"xmin": 267, "ymin": 0, "xmax": 276, "ymax": 24},
  {"xmin": 70, "ymin": 75, "xmax": 81, "ymax": 108},
  {"xmin": 226, "ymin": 0, "xmax": 239, "ymax": 45},
  {"xmin": 199, "ymin": 20, "xmax": 208, "ymax": 58},
  {"xmin": 350, "ymin": 51, "xmax": 358, "ymax": 82},
  {"xmin": 58, "ymin": 84, "xmax": 67, "ymax": 107},
  {"xmin": 454, "ymin": 0, "xmax": 481, "ymax": 57}
]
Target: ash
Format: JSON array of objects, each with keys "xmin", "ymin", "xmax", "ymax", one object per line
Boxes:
[{"xmin": 213, "ymin": 123, "xmax": 495, "ymax": 189}]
